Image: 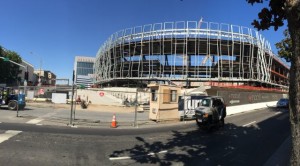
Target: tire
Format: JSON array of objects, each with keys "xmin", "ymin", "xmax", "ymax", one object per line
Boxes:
[
  {"xmin": 196, "ymin": 118, "xmax": 211, "ymax": 131},
  {"xmin": 219, "ymin": 119, "xmax": 225, "ymax": 128},
  {"xmin": 196, "ymin": 118, "xmax": 201, "ymax": 127},
  {"xmin": 8, "ymin": 101, "xmax": 17, "ymax": 110}
]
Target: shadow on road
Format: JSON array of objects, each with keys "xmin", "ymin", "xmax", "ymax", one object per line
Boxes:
[{"xmin": 110, "ymin": 112, "xmax": 290, "ymax": 165}]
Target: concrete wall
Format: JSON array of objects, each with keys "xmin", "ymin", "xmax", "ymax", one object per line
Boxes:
[
  {"xmin": 102, "ymin": 87, "xmax": 150, "ymax": 104},
  {"xmin": 227, "ymin": 101, "xmax": 277, "ymax": 115},
  {"xmin": 75, "ymin": 88, "xmax": 150, "ymax": 106},
  {"xmin": 76, "ymin": 89, "xmax": 123, "ymax": 106}
]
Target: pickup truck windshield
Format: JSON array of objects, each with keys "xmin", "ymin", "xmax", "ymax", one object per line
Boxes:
[{"xmin": 201, "ymin": 99, "xmax": 211, "ymax": 107}]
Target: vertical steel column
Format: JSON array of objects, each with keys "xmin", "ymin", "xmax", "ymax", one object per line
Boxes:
[{"xmin": 230, "ymin": 25, "xmax": 235, "ymax": 80}]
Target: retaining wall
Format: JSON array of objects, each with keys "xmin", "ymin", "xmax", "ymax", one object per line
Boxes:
[{"xmin": 227, "ymin": 101, "xmax": 277, "ymax": 115}]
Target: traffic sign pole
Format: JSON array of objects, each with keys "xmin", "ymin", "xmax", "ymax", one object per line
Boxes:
[{"xmin": 70, "ymin": 70, "xmax": 75, "ymax": 126}]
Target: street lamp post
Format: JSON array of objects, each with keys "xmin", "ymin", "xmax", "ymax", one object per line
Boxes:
[{"xmin": 30, "ymin": 52, "xmax": 42, "ymax": 86}]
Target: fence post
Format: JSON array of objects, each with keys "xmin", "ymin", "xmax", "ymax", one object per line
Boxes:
[
  {"xmin": 183, "ymin": 91, "xmax": 186, "ymax": 122},
  {"xmin": 134, "ymin": 88, "xmax": 138, "ymax": 127},
  {"xmin": 70, "ymin": 70, "xmax": 75, "ymax": 125}
]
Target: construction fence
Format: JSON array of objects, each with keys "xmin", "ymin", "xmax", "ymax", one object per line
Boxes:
[{"xmin": 2, "ymin": 85, "xmax": 286, "ymax": 127}]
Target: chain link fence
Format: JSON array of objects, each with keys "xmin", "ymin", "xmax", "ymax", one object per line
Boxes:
[{"xmin": 1, "ymin": 85, "xmax": 286, "ymax": 128}]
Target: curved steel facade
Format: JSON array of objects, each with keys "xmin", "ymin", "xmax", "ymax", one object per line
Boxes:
[{"xmin": 95, "ymin": 21, "xmax": 289, "ymax": 88}]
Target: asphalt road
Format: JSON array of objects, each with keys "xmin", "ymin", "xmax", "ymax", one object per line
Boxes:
[{"xmin": 0, "ymin": 106, "xmax": 290, "ymax": 166}]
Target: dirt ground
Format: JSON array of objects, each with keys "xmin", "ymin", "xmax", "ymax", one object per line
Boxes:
[{"xmin": 26, "ymin": 102, "xmax": 136, "ymax": 113}]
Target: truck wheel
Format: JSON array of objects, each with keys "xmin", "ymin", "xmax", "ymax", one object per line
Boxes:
[
  {"xmin": 219, "ymin": 119, "xmax": 225, "ymax": 128},
  {"xmin": 8, "ymin": 101, "xmax": 17, "ymax": 110},
  {"xmin": 196, "ymin": 118, "xmax": 201, "ymax": 127}
]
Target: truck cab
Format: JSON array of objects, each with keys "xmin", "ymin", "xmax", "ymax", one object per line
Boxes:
[{"xmin": 0, "ymin": 87, "xmax": 26, "ymax": 110}]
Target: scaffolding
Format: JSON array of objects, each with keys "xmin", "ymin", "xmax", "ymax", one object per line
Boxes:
[{"xmin": 94, "ymin": 21, "xmax": 289, "ymax": 89}]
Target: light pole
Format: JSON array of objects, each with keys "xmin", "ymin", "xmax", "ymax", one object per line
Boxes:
[{"xmin": 30, "ymin": 52, "xmax": 42, "ymax": 86}]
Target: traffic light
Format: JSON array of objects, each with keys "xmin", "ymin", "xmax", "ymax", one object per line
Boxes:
[
  {"xmin": 48, "ymin": 72, "xmax": 52, "ymax": 79},
  {"xmin": 24, "ymin": 71, "xmax": 29, "ymax": 81}
]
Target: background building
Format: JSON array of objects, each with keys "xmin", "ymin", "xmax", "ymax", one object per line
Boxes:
[
  {"xmin": 74, "ymin": 56, "xmax": 95, "ymax": 88},
  {"xmin": 19, "ymin": 60, "xmax": 35, "ymax": 86},
  {"xmin": 33, "ymin": 70, "xmax": 56, "ymax": 86}
]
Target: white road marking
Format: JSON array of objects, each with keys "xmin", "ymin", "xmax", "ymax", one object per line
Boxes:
[
  {"xmin": 0, "ymin": 130, "xmax": 22, "ymax": 143},
  {"xmin": 109, "ymin": 150, "xmax": 168, "ymax": 161},
  {"xmin": 275, "ymin": 112, "xmax": 282, "ymax": 115},
  {"xmin": 242, "ymin": 121, "xmax": 256, "ymax": 127},
  {"xmin": 26, "ymin": 118, "xmax": 43, "ymax": 124},
  {"xmin": 26, "ymin": 112, "xmax": 57, "ymax": 124}
]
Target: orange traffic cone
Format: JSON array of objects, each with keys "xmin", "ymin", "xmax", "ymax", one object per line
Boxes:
[{"xmin": 111, "ymin": 114, "xmax": 117, "ymax": 128}]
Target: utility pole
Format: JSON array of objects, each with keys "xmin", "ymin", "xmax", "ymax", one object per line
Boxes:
[
  {"xmin": 30, "ymin": 52, "xmax": 42, "ymax": 86},
  {"xmin": 38, "ymin": 58, "xmax": 42, "ymax": 86}
]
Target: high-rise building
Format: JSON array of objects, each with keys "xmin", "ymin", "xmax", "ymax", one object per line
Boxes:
[{"xmin": 74, "ymin": 56, "xmax": 95, "ymax": 88}]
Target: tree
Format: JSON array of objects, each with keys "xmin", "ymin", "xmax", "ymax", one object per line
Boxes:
[
  {"xmin": 0, "ymin": 46, "xmax": 23, "ymax": 86},
  {"xmin": 275, "ymin": 29, "xmax": 292, "ymax": 62},
  {"xmin": 247, "ymin": 0, "xmax": 300, "ymax": 165}
]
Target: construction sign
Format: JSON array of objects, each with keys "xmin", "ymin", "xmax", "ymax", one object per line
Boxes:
[{"xmin": 38, "ymin": 88, "xmax": 44, "ymax": 95}]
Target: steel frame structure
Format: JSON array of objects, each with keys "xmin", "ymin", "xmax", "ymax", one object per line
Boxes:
[{"xmin": 95, "ymin": 21, "xmax": 289, "ymax": 89}]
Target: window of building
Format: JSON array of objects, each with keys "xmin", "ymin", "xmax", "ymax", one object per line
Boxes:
[
  {"xmin": 151, "ymin": 89, "xmax": 158, "ymax": 101},
  {"xmin": 76, "ymin": 62, "xmax": 94, "ymax": 76},
  {"xmin": 170, "ymin": 90, "xmax": 177, "ymax": 102}
]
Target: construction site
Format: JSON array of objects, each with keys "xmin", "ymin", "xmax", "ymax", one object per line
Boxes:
[{"xmin": 94, "ymin": 20, "xmax": 289, "ymax": 91}]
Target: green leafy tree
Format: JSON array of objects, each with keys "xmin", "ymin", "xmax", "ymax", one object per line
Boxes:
[
  {"xmin": 247, "ymin": 0, "xmax": 300, "ymax": 165},
  {"xmin": 275, "ymin": 29, "xmax": 292, "ymax": 62},
  {"xmin": 0, "ymin": 46, "xmax": 22, "ymax": 86}
]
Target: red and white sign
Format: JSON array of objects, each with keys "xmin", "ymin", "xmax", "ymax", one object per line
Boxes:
[
  {"xmin": 39, "ymin": 88, "xmax": 44, "ymax": 95},
  {"xmin": 99, "ymin": 91, "xmax": 105, "ymax": 97}
]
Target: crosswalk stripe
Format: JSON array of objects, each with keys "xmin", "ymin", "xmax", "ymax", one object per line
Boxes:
[
  {"xmin": 26, "ymin": 118, "xmax": 43, "ymax": 124},
  {"xmin": 0, "ymin": 130, "xmax": 22, "ymax": 144},
  {"xmin": 26, "ymin": 112, "xmax": 57, "ymax": 124}
]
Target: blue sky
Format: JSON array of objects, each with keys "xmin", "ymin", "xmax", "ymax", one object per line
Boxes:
[{"xmin": 0, "ymin": 0, "xmax": 287, "ymax": 81}]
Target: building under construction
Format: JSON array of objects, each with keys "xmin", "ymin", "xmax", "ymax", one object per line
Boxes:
[{"xmin": 94, "ymin": 21, "xmax": 289, "ymax": 91}]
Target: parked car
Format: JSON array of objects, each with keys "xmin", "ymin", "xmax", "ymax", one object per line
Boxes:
[{"xmin": 276, "ymin": 98, "xmax": 289, "ymax": 108}]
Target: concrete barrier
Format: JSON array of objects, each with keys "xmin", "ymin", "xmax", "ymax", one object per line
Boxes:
[
  {"xmin": 227, "ymin": 101, "xmax": 277, "ymax": 115},
  {"xmin": 27, "ymin": 98, "xmax": 49, "ymax": 102}
]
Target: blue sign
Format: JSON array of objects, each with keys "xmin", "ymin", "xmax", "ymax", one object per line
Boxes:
[{"xmin": 18, "ymin": 94, "xmax": 25, "ymax": 105}]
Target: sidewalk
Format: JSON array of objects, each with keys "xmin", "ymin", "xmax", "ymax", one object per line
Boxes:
[
  {"xmin": 26, "ymin": 102, "xmax": 136, "ymax": 113},
  {"xmin": 23, "ymin": 101, "xmax": 279, "ymax": 129},
  {"xmin": 24, "ymin": 102, "xmax": 183, "ymax": 129},
  {"xmin": 264, "ymin": 136, "xmax": 291, "ymax": 166}
]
